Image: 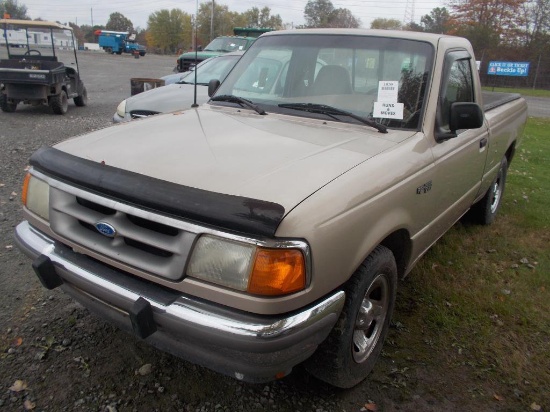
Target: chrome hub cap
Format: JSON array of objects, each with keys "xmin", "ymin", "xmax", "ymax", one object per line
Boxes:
[{"xmin": 352, "ymin": 274, "xmax": 390, "ymax": 363}]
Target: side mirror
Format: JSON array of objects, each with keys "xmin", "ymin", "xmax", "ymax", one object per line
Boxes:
[
  {"xmin": 449, "ymin": 102, "xmax": 483, "ymax": 133},
  {"xmin": 208, "ymin": 79, "xmax": 221, "ymax": 97}
]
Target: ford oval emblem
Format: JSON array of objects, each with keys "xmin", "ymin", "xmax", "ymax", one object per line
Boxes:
[{"xmin": 94, "ymin": 222, "xmax": 117, "ymax": 238}]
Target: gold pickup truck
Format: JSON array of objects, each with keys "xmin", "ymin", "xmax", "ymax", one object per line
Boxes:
[{"xmin": 15, "ymin": 29, "xmax": 527, "ymax": 388}]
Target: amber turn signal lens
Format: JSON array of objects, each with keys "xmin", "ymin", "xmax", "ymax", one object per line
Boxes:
[
  {"xmin": 21, "ymin": 173, "xmax": 31, "ymax": 206},
  {"xmin": 248, "ymin": 248, "xmax": 306, "ymax": 296}
]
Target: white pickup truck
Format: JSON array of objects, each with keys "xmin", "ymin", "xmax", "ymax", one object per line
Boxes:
[{"xmin": 15, "ymin": 29, "xmax": 527, "ymax": 388}]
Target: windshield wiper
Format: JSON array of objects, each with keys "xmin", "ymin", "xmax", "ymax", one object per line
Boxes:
[
  {"xmin": 211, "ymin": 95, "xmax": 266, "ymax": 115},
  {"xmin": 278, "ymin": 103, "xmax": 387, "ymax": 134}
]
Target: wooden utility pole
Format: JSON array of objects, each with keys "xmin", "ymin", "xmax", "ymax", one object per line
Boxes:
[{"xmin": 210, "ymin": 0, "xmax": 214, "ymax": 41}]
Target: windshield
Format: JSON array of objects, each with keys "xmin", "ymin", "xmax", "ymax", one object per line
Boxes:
[
  {"xmin": 204, "ymin": 37, "xmax": 249, "ymax": 52},
  {"xmin": 180, "ymin": 54, "xmax": 240, "ymax": 85},
  {"xmin": 213, "ymin": 34, "xmax": 434, "ymax": 130},
  {"xmin": 1, "ymin": 24, "xmax": 77, "ymax": 66}
]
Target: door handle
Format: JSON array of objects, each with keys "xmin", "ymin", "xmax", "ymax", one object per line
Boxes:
[{"xmin": 480, "ymin": 137, "xmax": 488, "ymax": 148}]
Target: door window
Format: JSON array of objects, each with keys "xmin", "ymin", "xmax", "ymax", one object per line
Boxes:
[{"xmin": 439, "ymin": 53, "xmax": 474, "ymax": 132}]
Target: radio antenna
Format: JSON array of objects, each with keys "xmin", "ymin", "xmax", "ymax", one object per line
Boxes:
[{"xmin": 192, "ymin": 0, "xmax": 199, "ymax": 107}]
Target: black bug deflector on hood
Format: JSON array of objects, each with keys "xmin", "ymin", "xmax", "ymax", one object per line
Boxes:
[{"xmin": 29, "ymin": 147, "xmax": 285, "ymax": 238}]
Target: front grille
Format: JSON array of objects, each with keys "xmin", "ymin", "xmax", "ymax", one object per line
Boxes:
[
  {"xmin": 76, "ymin": 196, "xmax": 116, "ymax": 215},
  {"xmin": 49, "ymin": 187, "xmax": 198, "ymax": 281},
  {"xmin": 130, "ymin": 110, "xmax": 160, "ymax": 119},
  {"xmin": 179, "ymin": 59, "xmax": 201, "ymax": 73}
]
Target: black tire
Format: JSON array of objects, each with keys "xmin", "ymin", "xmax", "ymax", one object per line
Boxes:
[
  {"xmin": 139, "ymin": 51, "xmax": 145, "ymax": 56},
  {"xmin": 305, "ymin": 245, "xmax": 398, "ymax": 388},
  {"xmin": 0, "ymin": 94, "xmax": 17, "ymax": 113},
  {"xmin": 74, "ymin": 86, "xmax": 88, "ymax": 107},
  {"xmin": 470, "ymin": 156, "xmax": 508, "ymax": 225},
  {"xmin": 50, "ymin": 91, "xmax": 68, "ymax": 115}
]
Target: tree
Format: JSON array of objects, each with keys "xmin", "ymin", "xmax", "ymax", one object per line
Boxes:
[
  {"xmin": 404, "ymin": 21, "xmax": 424, "ymax": 32},
  {"xmin": 147, "ymin": 9, "xmax": 192, "ymax": 54},
  {"xmin": 0, "ymin": 0, "xmax": 29, "ymax": 19},
  {"xmin": 196, "ymin": 2, "xmax": 239, "ymax": 43},
  {"xmin": 303, "ymin": 0, "xmax": 361, "ymax": 28},
  {"xmin": 370, "ymin": 18, "xmax": 402, "ymax": 30},
  {"xmin": 79, "ymin": 24, "xmax": 105, "ymax": 43},
  {"xmin": 329, "ymin": 8, "xmax": 361, "ymax": 28},
  {"xmin": 304, "ymin": 0, "xmax": 335, "ymax": 27},
  {"xmin": 69, "ymin": 22, "xmax": 85, "ymax": 46},
  {"xmin": 106, "ymin": 12, "xmax": 134, "ymax": 32},
  {"xmin": 420, "ymin": 7, "xmax": 451, "ymax": 34},
  {"xmin": 134, "ymin": 27, "xmax": 148, "ymax": 47},
  {"xmin": 515, "ymin": 0, "xmax": 550, "ymax": 47},
  {"xmin": 241, "ymin": 7, "xmax": 283, "ymax": 29},
  {"xmin": 449, "ymin": 0, "xmax": 527, "ymax": 49}
]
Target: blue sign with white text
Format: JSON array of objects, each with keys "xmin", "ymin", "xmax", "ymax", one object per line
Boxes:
[{"xmin": 487, "ymin": 61, "xmax": 530, "ymax": 77}]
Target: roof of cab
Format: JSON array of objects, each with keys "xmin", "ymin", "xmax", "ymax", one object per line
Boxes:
[
  {"xmin": 259, "ymin": 28, "xmax": 454, "ymax": 45},
  {"xmin": 0, "ymin": 19, "xmax": 72, "ymax": 31}
]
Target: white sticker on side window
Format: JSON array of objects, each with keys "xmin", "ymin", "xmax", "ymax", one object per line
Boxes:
[
  {"xmin": 377, "ymin": 81, "xmax": 399, "ymax": 102},
  {"xmin": 373, "ymin": 102, "xmax": 404, "ymax": 119}
]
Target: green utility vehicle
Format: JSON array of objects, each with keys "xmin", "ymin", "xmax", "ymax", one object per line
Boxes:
[{"xmin": 0, "ymin": 19, "xmax": 87, "ymax": 114}]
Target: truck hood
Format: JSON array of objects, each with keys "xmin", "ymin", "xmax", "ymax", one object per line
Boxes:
[
  {"xmin": 124, "ymin": 83, "xmax": 210, "ymax": 114},
  {"xmin": 179, "ymin": 51, "xmax": 221, "ymax": 60},
  {"xmin": 57, "ymin": 106, "xmax": 410, "ymax": 214}
]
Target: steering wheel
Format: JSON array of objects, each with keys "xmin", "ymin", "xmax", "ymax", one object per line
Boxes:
[{"xmin": 24, "ymin": 49, "xmax": 42, "ymax": 56}]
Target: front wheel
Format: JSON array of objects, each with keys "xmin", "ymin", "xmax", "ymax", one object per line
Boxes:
[
  {"xmin": 306, "ymin": 245, "xmax": 398, "ymax": 388},
  {"xmin": 0, "ymin": 94, "xmax": 17, "ymax": 112},
  {"xmin": 50, "ymin": 91, "xmax": 68, "ymax": 115},
  {"xmin": 470, "ymin": 156, "xmax": 508, "ymax": 225}
]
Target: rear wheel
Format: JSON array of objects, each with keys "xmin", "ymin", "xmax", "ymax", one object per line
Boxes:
[
  {"xmin": 50, "ymin": 91, "xmax": 68, "ymax": 115},
  {"xmin": 0, "ymin": 94, "xmax": 17, "ymax": 112},
  {"xmin": 470, "ymin": 156, "xmax": 508, "ymax": 225},
  {"xmin": 74, "ymin": 87, "xmax": 88, "ymax": 107},
  {"xmin": 306, "ymin": 245, "xmax": 397, "ymax": 388}
]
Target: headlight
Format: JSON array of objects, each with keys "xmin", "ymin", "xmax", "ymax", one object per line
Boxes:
[
  {"xmin": 116, "ymin": 99, "xmax": 127, "ymax": 118},
  {"xmin": 22, "ymin": 173, "xmax": 49, "ymax": 221},
  {"xmin": 187, "ymin": 235, "xmax": 306, "ymax": 296}
]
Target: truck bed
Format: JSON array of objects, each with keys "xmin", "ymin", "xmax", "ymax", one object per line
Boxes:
[
  {"xmin": 0, "ymin": 58, "xmax": 65, "ymax": 85},
  {"xmin": 482, "ymin": 91, "xmax": 522, "ymax": 112}
]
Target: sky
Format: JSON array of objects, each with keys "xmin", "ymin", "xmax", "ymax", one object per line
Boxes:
[{"xmin": 23, "ymin": 0, "xmax": 446, "ymax": 30}]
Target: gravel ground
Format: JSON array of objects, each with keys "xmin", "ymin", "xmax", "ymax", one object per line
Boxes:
[{"xmin": 0, "ymin": 52, "xmax": 543, "ymax": 412}]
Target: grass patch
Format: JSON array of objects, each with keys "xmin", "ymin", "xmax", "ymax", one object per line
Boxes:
[
  {"xmin": 482, "ymin": 86, "xmax": 550, "ymax": 98},
  {"xmin": 386, "ymin": 118, "xmax": 550, "ymax": 409}
]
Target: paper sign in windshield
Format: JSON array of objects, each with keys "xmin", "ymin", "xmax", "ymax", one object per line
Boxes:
[
  {"xmin": 373, "ymin": 102, "xmax": 404, "ymax": 119},
  {"xmin": 377, "ymin": 81, "xmax": 399, "ymax": 102}
]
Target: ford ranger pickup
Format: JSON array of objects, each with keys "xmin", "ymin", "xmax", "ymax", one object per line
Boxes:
[{"xmin": 15, "ymin": 29, "xmax": 527, "ymax": 388}]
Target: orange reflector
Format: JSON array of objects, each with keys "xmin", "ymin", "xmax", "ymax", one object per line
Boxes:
[
  {"xmin": 248, "ymin": 248, "xmax": 306, "ymax": 296},
  {"xmin": 21, "ymin": 173, "xmax": 31, "ymax": 206}
]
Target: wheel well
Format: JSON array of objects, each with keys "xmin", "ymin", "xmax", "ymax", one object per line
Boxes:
[
  {"xmin": 505, "ymin": 142, "xmax": 516, "ymax": 164},
  {"xmin": 380, "ymin": 229, "xmax": 411, "ymax": 279}
]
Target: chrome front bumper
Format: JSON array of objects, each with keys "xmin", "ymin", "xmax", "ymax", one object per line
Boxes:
[{"xmin": 14, "ymin": 221, "xmax": 345, "ymax": 382}]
